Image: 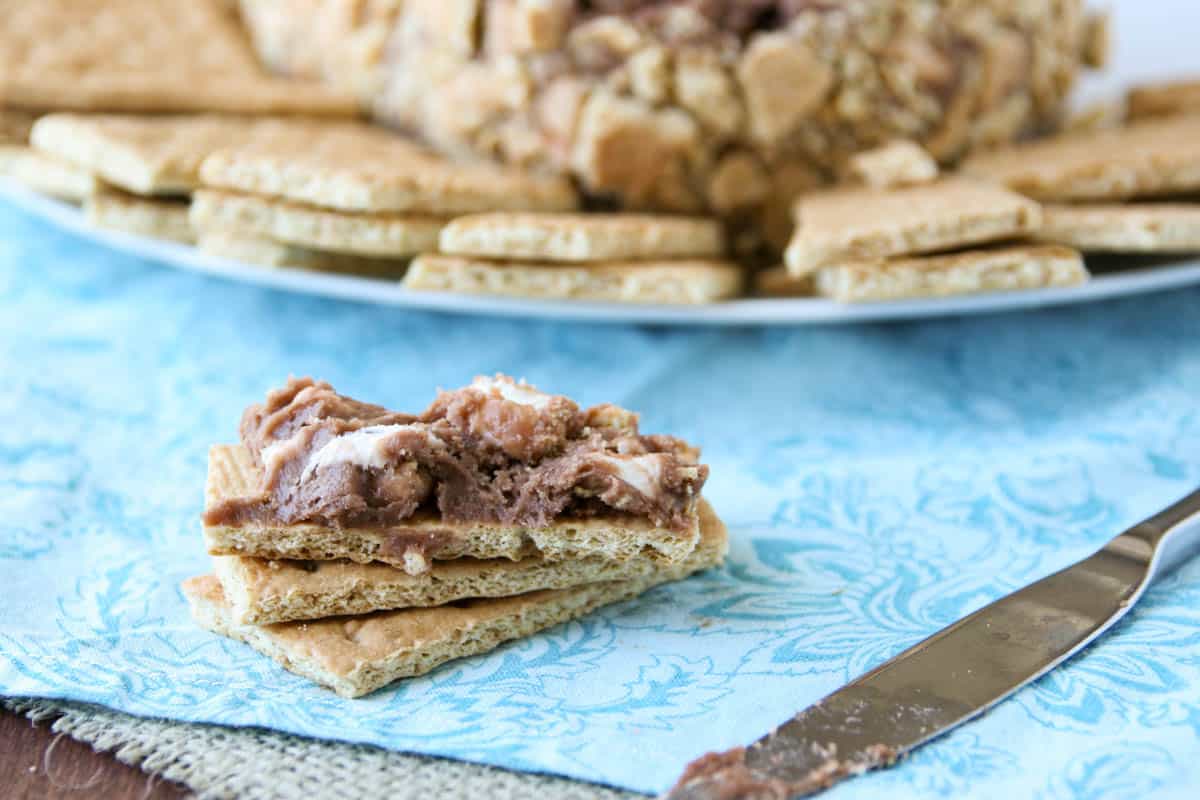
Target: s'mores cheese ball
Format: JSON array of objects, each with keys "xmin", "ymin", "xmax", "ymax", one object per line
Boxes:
[
  {"xmin": 186, "ymin": 376, "xmax": 727, "ymax": 696},
  {"xmin": 242, "ymin": 0, "xmax": 1099, "ymax": 249}
]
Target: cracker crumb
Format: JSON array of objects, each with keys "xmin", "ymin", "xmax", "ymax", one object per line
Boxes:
[{"xmin": 847, "ymin": 140, "xmax": 938, "ymax": 189}]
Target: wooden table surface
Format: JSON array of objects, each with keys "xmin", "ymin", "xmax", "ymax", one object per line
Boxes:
[{"xmin": 1, "ymin": 707, "xmax": 188, "ymax": 799}]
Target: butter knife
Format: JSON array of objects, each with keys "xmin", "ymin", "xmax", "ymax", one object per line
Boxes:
[{"xmin": 666, "ymin": 488, "xmax": 1200, "ymax": 800}]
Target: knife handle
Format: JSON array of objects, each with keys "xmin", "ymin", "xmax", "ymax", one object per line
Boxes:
[{"xmin": 1141, "ymin": 487, "xmax": 1200, "ymax": 579}]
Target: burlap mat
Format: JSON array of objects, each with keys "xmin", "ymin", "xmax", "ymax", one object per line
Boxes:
[{"xmin": 3, "ymin": 698, "xmax": 641, "ymax": 800}]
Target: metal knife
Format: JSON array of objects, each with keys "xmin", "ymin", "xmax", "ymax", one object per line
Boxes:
[{"xmin": 666, "ymin": 488, "xmax": 1200, "ymax": 800}]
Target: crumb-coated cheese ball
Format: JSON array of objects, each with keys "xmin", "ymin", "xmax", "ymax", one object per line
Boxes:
[{"xmin": 241, "ymin": 0, "xmax": 1098, "ymax": 252}]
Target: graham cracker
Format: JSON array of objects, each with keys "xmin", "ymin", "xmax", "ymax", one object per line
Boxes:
[
  {"xmin": 185, "ymin": 503, "xmax": 726, "ymax": 698},
  {"xmin": 191, "ymin": 190, "xmax": 445, "ymax": 257},
  {"xmin": 197, "ymin": 232, "xmax": 409, "ymax": 277},
  {"xmin": 0, "ymin": 110, "xmax": 37, "ymax": 145},
  {"xmin": 198, "ymin": 123, "xmax": 579, "ymax": 214},
  {"xmin": 31, "ymin": 114, "xmax": 280, "ymax": 196},
  {"xmin": 846, "ymin": 140, "xmax": 938, "ymax": 189},
  {"xmin": 85, "ymin": 191, "xmax": 194, "ymax": 244},
  {"xmin": 214, "ymin": 529, "xmax": 706, "ymax": 625},
  {"xmin": 1036, "ymin": 203, "xmax": 1200, "ymax": 252},
  {"xmin": 754, "ymin": 267, "xmax": 815, "ymax": 298},
  {"xmin": 0, "ymin": 0, "xmax": 359, "ymax": 116},
  {"xmin": 1080, "ymin": 11, "xmax": 1111, "ymax": 70},
  {"xmin": 784, "ymin": 177, "xmax": 1042, "ymax": 276},
  {"xmin": 0, "ymin": 146, "xmax": 100, "ymax": 202},
  {"xmin": 203, "ymin": 444, "xmax": 703, "ymax": 571},
  {"xmin": 1127, "ymin": 79, "xmax": 1200, "ymax": 120},
  {"xmin": 814, "ymin": 244, "xmax": 1087, "ymax": 303},
  {"xmin": 962, "ymin": 115, "xmax": 1200, "ymax": 202},
  {"xmin": 403, "ymin": 254, "xmax": 744, "ymax": 304},
  {"xmin": 437, "ymin": 212, "xmax": 725, "ymax": 262}
]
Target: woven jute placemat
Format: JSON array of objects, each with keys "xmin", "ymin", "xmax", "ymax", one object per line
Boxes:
[{"xmin": 3, "ymin": 698, "xmax": 641, "ymax": 800}]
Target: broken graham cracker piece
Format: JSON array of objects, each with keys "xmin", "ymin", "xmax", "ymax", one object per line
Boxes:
[
  {"xmin": 85, "ymin": 191, "xmax": 194, "ymax": 244},
  {"xmin": 0, "ymin": 146, "xmax": 100, "ymax": 202},
  {"xmin": 0, "ymin": 0, "xmax": 359, "ymax": 116},
  {"xmin": 185, "ymin": 504, "xmax": 726, "ymax": 698},
  {"xmin": 1080, "ymin": 10, "xmax": 1111, "ymax": 70},
  {"xmin": 0, "ymin": 110, "xmax": 37, "ymax": 145},
  {"xmin": 846, "ymin": 141, "xmax": 939, "ymax": 189},
  {"xmin": 190, "ymin": 190, "xmax": 445, "ymax": 258},
  {"xmin": 197, "ymin": 232, "xmax": 409, "ymax": 277},
  {"xmin": 754, "ymin": 267, "xmax": 814, "ymax": 298},
  {"xmin": 404, "ymin": 254, "xmax": 743, "ymax": 305},
  {"xmin": 1036, "ymin": 203, "xmax": 1200, "ymax": 252},
  {"xmin": 483, "ymin": 0, "xmax": 573, "ymax": 56},
  {"xmin": 198, "ymin": 123, "xmax": 579, "ymax": 214},
  {"xmin": 1127, "ymin": 79, "xmax": 1200, "ymax": 121},
  {"xmin": 30, "ymin": 114, "xmax": 288, "ymax": 196},
  {"xmin": 437, "ymin": 212, "xmax": 725, "ymax": 262},
  {"xmin": 784, "ymin": 177, "xmax": 1041, "ymax": 277},
  {"xmin": 215, "ymin": 498, "xmax": 724, "ymax": 625},
  {"xmin": 814, "ymin": 244, "xmax": 1087, "ymax": 303},
  {"xmin": 203, "ymin": 376, "xmax": 710, "ymax": 574},
  {"xmin": 962, "ymin": 115, "xmax": 1200, "ymax": 202},
  {"xmin": 182, "ymin": 575, "xmax": 641, "ymax": 698},
  {"xmin": 737, "ymin": 33, "xmax": 833, "ymax": 146}
]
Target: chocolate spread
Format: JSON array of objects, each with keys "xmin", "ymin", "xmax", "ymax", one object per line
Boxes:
[
  {"xmin": 668, "ymin": 743, "xmax": 898, "ymax": 799},
  {"xmin": 204, "ymin": 376, "xmax": 708, "ymax": 533}
]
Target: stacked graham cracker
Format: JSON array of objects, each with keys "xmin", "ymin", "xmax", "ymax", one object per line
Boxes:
[
  {"xmin": 184, "ymin": 376, "xmax": 727, "ymax": 697},
  {"xmin": 17, "ymin": 111, "xmax": 584, "ymax": 279},
  {"xmin": 190, "ymin": 122, "xmax": 578, "ymax": 276},
  {"xmin": 964, "ymin": 113, "xmax": 1200, "ymax": 258},
  {"xmin": 759, "ymin": 141, "xmax": 1089, "ymax": 303},
  {"xmin": 28, "ymin": 114, "xmax": 285, "ymax": 244},
  {"xmin": 407, "ymin": 213, "xmax": 744, "ymax": 304},
  {"xmin": 757, "ymin": 80, "xmax": 1200, "ymax": 303},
  {"xmin": 192, "ymin": 130, "xmax": 741, "ymax": 301},
  {"xmin": 15, "ymin": 107, "xmax": 741, "ymax": 302}
]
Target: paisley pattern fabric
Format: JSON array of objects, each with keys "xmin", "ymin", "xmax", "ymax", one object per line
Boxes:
[{"xmin": 1, "ymin": 199, "xmax": 1199, "ymax": 796}]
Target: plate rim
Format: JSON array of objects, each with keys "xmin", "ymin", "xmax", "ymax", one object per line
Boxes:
[{"xmin": 5, "ymin": 180, "xmax": 1200, "ymax": 327}]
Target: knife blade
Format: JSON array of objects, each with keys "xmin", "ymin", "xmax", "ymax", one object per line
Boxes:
[{"xmin": 665, "ymin": 488, "xmax": 1200, "ymax": 800}]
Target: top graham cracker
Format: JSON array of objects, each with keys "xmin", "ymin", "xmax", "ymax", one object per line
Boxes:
[
  {"xmin": 962, "ymin": 115, "xmax": 1200, "ymax": 202},
  {"xmin": 438, "ymin": 212, "xmax": 725, "ymax": 262},
  {"xmin": 1127, "ymin": 79, "xmax": 1200, "ymax": 120},
  {"xmin": 30, "ymin": 114, "xmax": 300, "ymax": 196},
  {"xmin": 199, "ymin": 123, "xmax": 579, "ymax": 214},
  {"xmin": 784, "ymin": 177, "xmax": 1041, "ymax": 276}
]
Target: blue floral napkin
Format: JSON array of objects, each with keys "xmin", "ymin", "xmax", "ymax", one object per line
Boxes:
[{"xmin": 2, "ymin": 199, "xmax": 1199, "ymax": 798}]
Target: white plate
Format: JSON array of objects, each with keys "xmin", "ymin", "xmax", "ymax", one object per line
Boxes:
[
  {"xmin": 7, "ymin": 181, "xmax": 1200, "ymax": 326},
  {"xmin": 7, "ymin": 0, "xmax": 1200, "ymax": 326}
]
